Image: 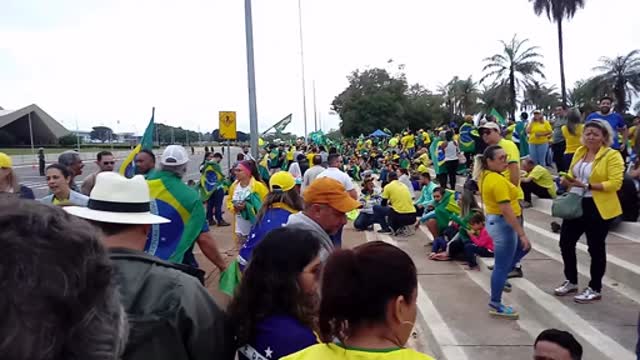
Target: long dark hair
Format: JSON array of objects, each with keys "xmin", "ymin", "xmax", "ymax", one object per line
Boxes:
[
  {"xmin": 566, "ymin": 111, "xmax": 581, "ymax": 136},
  {"xmin": 255, "ymin": 188, "xmax": 304, "ymax": 222},
  {"xmin": 228, "ymin": 228, "xmax": 322, "ymax": 347},
  {"xmin": 318, "ymin": 241, "xmax": 417, "ymax": 343}
]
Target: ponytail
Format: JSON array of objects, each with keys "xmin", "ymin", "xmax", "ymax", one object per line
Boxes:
[{"xmin": 472, "ymin": 154, "xmax": 487, "ymax": 181}]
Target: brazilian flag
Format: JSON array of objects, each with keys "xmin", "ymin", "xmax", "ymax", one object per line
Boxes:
[
  {"xmin": 459, "ymin": 122, "xmax": 476, "ymax": 153},
  {"xmin": 145, "ymin": 170, "xmax": 205, "ymax": 263},
  {"xmin": 434, "ymin": 189, "xmax": 461, "ymax": 231},
  {"xmin": 429, "ymin": 138, "xmax": 446, "ymax": 175},
  {"xmin": 199, "ymin": 161, "xmax": 225, "ymax": 202},
  {"xmin": 119, "ymin": 107, "xmax": 155, "ymax": 178}
]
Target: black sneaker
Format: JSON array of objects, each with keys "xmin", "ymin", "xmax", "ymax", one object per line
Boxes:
[
  {"xmin": 217, "ymin": 220, "xmax": 231, "ymax": 227},
  {"xmin": 508, "ymin": 267, "xmax": 523, "ymax": 278},
  {"xmin": 208, "ymin": 219, "xmax": 217, "ymax": 226},
  {"xmin": 378, "ymin": 228, "xmax": 392, "ymax": 234},
  {"xmin": 550, "ymin": 221, "xmax": 561, "ymax": 234}
]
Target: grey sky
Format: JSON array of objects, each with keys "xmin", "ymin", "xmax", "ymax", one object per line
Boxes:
[{"xmin": 0, "ymin": 0, "xmax": 638, "ymax": 136}]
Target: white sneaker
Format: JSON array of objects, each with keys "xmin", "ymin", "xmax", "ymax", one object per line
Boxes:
[
  {"xmin": 554, "ymin": 280, "xmax": 578, "ymax": 296},
  {"xmin": 574, "ymin": 287, "xmax": 601, "ymax": 304}
]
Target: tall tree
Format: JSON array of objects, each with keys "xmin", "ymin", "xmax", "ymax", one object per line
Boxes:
[
  {"xmin": 529, "ymin": 0, "xmax": 585, "ymax": 106},
  {"xmin": 522, "ymin": 81, "xmax": 561, "ymax": 113},
  {"xmin": 592, "ymin": 49, "xmax": 640, "ymax": 113},
  {"xmin": 480, "ymin": 35, "xmax": 546, "ymax": 120},
  {"xmin": 456, "ymin": 76, "xmax": 481, "ymax": 115},
  {"xmin": 479, "ymin": 83, "xmax": 512, "ymax": 116},
  {"xmin": 567, "ymin": 78, "xmax": 610, "ymax": 113}
]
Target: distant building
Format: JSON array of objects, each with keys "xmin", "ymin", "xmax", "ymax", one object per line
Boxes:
[
  {"xmin": 0, "ymin": 104, "xmax": 68, "ymax": 146},
  {"xmin": 72, "ymin": 130, "xmax": 92, "ymax": 142}
]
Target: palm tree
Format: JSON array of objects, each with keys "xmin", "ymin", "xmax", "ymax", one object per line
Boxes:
[
  {"xmin": 479, "ymin": 83, "xmax": 512, "ymax": 116},
  {"xmin": 529, "ymin": 0, "xmax": 585, "ymax": 106},
  {"xmin": 592, "ymin": 50, "xmax": 640, "ymax": 113},
  {"xmin": 456, "ymin": 76, "xmax": 481, "ymax": 115},
  {"xmin": 522, "ymin": 81, "xmax": 561, "ymax": 113},
  {"xmin": 481, "ymin": 35, "xmax": 546, "ymax": 120}
]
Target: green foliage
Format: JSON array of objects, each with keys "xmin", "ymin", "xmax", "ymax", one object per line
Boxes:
[
  {"xmin": 522, "ymin": 81, "xmax": 561, "ymax": 113},
  {"xmin": 567, "ymin": 79, "xmax": 608, "ymax": 113},
  {"xmin": 479, "ymin": 83, "xmax": 512, "ymax": 116},
  {"xmin": 156, "ymin": 123, "xmax": 204, "ymax": 145},
  {"xmin": 591, "ymin": 49, "xmax": 640, "ymax": 113},
  {"xmin": 325, "ymin": 129, "xmax": 343, "ymax": 143},
  {"xmin": 481, "ymin": 35, "xmax": 546, "ymax": 119},
  {"xmin": 332, "ymin": 67, "xmax": 450, "ymax": 137},
  {"xmin": 58, "ymin": 134, "xmax": 81, "ymax": 146},
  {"xmin": 438, "ymin": 76, "xmax": 481, "ymax": 117}
]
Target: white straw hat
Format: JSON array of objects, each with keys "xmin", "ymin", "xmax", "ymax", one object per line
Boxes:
[{"xmin": 64, "ymin": 172, "xmax": 170, "ymax": 225}]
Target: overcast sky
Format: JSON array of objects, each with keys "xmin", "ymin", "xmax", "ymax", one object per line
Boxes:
[{"xmin": 1, "ymin": 0, "xmax": 638, "ymax": 136}]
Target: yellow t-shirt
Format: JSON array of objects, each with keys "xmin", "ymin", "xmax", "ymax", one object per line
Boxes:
[
  {"xmin": 365, "ymin": 139, "xmax": 373, "ymax": 148},
  {"xmin": 52, "ymin": 197, "xmax": 72, "ymax": 206},
  {"xmin": 526, "ymin": 165, "xmax": 557, "ymax": 198},
  {"xmin": 497, "ymin": 138, "xmax": 524, "ymax": 200},
  {"xmin": 528, "ymin": 120, "xmax": 552, "ymax": 145},
  {"xmin": 505, "ymin": 124, "xmax": 516, "ymax": 141},
  {"xmin": 306, "ymin": 153, "xmax": 316, "ymax": 166},
  {"xmin": 282, "ymin": 343, "xmax": 435, "ymax": 360},
  {"xmin": 415, "ymin": 153, "xmax": 430, "ymax": 167},
  {"xmin": 561, "ymin": 124, "xmax": 584, "ymax": 154},
  {"xmin": 417, "ymin": 164, "xmax": 428, "ymax": 174},
  {"xmin": 629, "ymin": 125, "xmax": 636, "ymax": 148},
  {"xmin": 481, "ymin": 171, "xmax": 522, "ymax": 217},
  {"xmin": 287, "ymin": 147, "xmax": 296, "ymax": 161},
  {"xmin": 422, "ymin": 132, "xmax": 431, "ymax": 144},
  {"xmin": 382, "ymin": 180, "xmax": 416, "ymax": 214},
  {"xmin": 389, "ymin": 137, "xmax": 399, "ymax": 147},
  {"xmin": 401, "ymin": 135, "xmax": 415, "ymax": 149}
]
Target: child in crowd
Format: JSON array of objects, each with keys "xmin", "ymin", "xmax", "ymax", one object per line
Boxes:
[{"xmin": 463, "ymin": 212, "xmax": 494, "ymax": 270}]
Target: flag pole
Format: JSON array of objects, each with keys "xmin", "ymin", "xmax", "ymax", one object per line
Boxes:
[
  {"xmin": 313, "ymin": 80, "xmax": 318, "ymax": 132},
  {"xmin": 297, "ymin": 0, "xmax": 308, "ymax": 143},
  {"xmin": 244, "ymin": 0, "xmax": 259, "ymax": 160}
]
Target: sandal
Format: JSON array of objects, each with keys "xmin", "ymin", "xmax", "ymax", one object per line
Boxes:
[{"xmin": 489, "ymin": 303, "xmax": 519, "ymax": 319}]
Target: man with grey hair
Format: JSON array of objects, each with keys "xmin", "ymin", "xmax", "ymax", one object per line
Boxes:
[
  {"xmin": 145, "ymin": 145, "xmax": 228, "ymax": 273},
  {"xmin": 0, "ymin": 199, "xmax": 128, "ymax": 360},
  {"xmin": 58, "ymin": 150, "xmax": 84, "ymax": 191}
]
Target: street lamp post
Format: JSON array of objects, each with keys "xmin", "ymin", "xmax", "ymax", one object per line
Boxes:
[
  {"xmin": 244, "ymin": 0, "xmax": 259, "ymax": 160},
  {"xmin": 297, "ymin": 0, "xmax": 308, "ymax": 142},
  {"xmin": 27, "ymin": 112, "xmax": 35, "ymax": 161}
]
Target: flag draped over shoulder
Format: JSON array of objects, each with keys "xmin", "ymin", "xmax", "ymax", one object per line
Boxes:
[
  {"xmin": 199, "ymin": 161, "xmax": 225, "ymax": 201},
  {"xmin": 489, "ymin": 108, "xmax": 506, "ymax": 126},
  {"xmin": 459, "ymin": 122, "xmax": 476, "ymax": 153},
  {"xmin": 429, "ymin": 138, "xmax": 446, "ymax": 175},
  {"xmin": 434, "ymin": 189, "xmax": 461, "ymax": 231},
  {"xmin": 145, "ymin": 170, "xmax": 204, "ymax": 263},
  {"xmin": 120, "ymin": 108, "xmax": 155, "ymax": 178}
]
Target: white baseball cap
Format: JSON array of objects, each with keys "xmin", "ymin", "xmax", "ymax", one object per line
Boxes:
[
  {"xmin": 160, "ymin": 145, "xmax": 189, "ymax": 166},
  {"xmin": 65, "ymin": 172, "xmax": 170, "ymax": 225}
]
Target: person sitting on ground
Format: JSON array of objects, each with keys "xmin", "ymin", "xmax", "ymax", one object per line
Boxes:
[
  {"xmin": 417, "ymin": 187, "xmax": 461, "ymax": 252},
  {"xmin": 40, "ymin": 163, "xmax": 89, "ymax": 206},
  {"xmin": 533, "ymin": 328, "xmax": 583, "ymax": 360},
  {"xmin": 373, "ymin": 171, "xmax": 417, "ymax": 235},
  {"xmin": 521, "ymin": 158, "xmax": 557, "ymax": 208},
  {"xmin": 287, "ymin": 177, "xmax": 361, "ymax": 252},
  {"xmin": 229, "ymin": 228, "xmax": 324, "ymax": 360},
  {"xmin": 445, "ymin": 211, "xmax": 494, "ymax": 270},
  {"xmin": 58, "ymin": 150, "xmax": 84, "ymax": 191},
  {"xmin": 0, "ymin": 199, "xmax": 128, "ymax": 360},
  {"xmin": 283, "ymin": 241, "xmax": 435, "ymax": 360},
  {"xmin": 353, "ymin": 177, "xmax": 382, "ymax": 231},
  {"xmin": 81, "ymin": 150, "xmax": 116, "ymax": 195},
  {"xmin": 238, "ymin": 171, "xmax": 304, "ymax": 270},
  {"xmin": 397, "ymin": 167, "xmax": 415, "ymax": 199},
  {"xmin": 65, "ymin": 172, "xmax": 234, "ymax": 360},
  {"xmin": 0, "ymin": 152, "xmax": 35, "ymax": 200}
]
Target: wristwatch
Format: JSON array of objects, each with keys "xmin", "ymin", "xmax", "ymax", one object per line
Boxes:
[{"xmin": 587, "ymin": 183, "xmax": 592, "ymax": 190}]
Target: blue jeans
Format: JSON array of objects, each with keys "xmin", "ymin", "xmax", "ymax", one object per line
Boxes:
[
  {"xmin": 486, "ymin": 215, "xmax": 529, "ymax": 305},
  {"xmin": 529, "ymin": 143, "xmax": 549, "ymax": 166},
  {"xmin": 373, "ymin": 205, "xmax": 391, "ymax": 231},
  {"xmin": 206, "ymin": 188, "xmax": 224, "ymax": 223},
  {"xmin": 354, "ymin": 212, "xmax": 375, "ymax": 230}
]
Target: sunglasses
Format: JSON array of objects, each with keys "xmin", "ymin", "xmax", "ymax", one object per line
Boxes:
[
  {"xmin": 480, "ymin": 129, "xmax": 493, "ymax": 136},
  {"xmin": 102, "ymin": 161, "xmax": 115, "ymax": 165}
]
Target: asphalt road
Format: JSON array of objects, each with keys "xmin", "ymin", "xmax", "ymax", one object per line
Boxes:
[{"xmin": 15, "ymin": 146, "xmax": 242, "ymax": 199}]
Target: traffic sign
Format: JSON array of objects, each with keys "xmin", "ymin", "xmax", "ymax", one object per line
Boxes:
[{"xmin": 219, "ymin": 111, "xmax": 237, "ymax": 140}]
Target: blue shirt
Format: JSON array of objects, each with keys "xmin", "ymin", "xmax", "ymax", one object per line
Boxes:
[
  {"xmin": 238, "ymin": 315, "xmax": 316, "ymax": 360},
  {"xmin": 238, "ymin": 205, "xmax": 295, "ymax": 271},
  {"xmin": 586, "ymin": 112, "xmax": 626, "ymax": 149}
]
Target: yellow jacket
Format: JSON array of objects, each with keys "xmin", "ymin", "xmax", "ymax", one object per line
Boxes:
[{"xmin": 568, "ymin": 146, "xmax": 624, "ymax": 220}]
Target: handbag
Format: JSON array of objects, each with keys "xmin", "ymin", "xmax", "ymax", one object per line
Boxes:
[{"xmin": 551, "ymin": 191, "xmax": 583, "ymax": 220}]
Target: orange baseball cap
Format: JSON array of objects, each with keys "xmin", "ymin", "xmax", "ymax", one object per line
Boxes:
[{"xmin": 303, "ymin": 177, "xmax": 361, "ymax": 213}]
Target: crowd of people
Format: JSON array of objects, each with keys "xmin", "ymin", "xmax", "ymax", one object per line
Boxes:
[{"xmin": 1, "ymin": 95, "xmax": 640, "ymax": 359}]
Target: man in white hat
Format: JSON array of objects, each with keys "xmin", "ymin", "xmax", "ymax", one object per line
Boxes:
[
  {"xmin": 65, "ymin": 172, "xmax": 234, "ymax": 360},
  {"xmin": 145, "ymin": 145, "xmax": 227, "ymax": 272}
]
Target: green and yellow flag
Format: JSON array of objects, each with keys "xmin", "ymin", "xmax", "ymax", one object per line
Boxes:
[
  {"xmin": 120, "ymin": 107, "xmax": 155, "ymax": 178},
  {"xmin": 199, "ymin": 161, "xmax": 225, "ymax": 201},
  {"xmin": 489, "ymin": 108, "xmax": 506, "ymax": 126}
]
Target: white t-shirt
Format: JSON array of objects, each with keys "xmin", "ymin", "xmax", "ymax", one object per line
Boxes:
[
  {"xmin": 317, "ymin": 167, "xmax": 354, "ymax": 191},
  {"xmin": 232, "ymin": 183, "xmax": 253, "ymax": 236},
  {"xmin": 570, "ymin": 159, "xmax": 593, "ymax": 198},
  {"xmin": 444, "ymin": 141, "xmax": 459, "ymax": 161}
]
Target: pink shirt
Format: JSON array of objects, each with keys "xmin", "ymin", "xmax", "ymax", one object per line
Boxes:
[{"xmin": 469, "ymin": 228, "xmax": 494, "ymax": 252}]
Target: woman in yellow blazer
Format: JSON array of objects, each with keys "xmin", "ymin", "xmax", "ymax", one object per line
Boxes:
[{"xmin": 554, "ymin": 120, "xmax": 624, "ymax": 304}]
